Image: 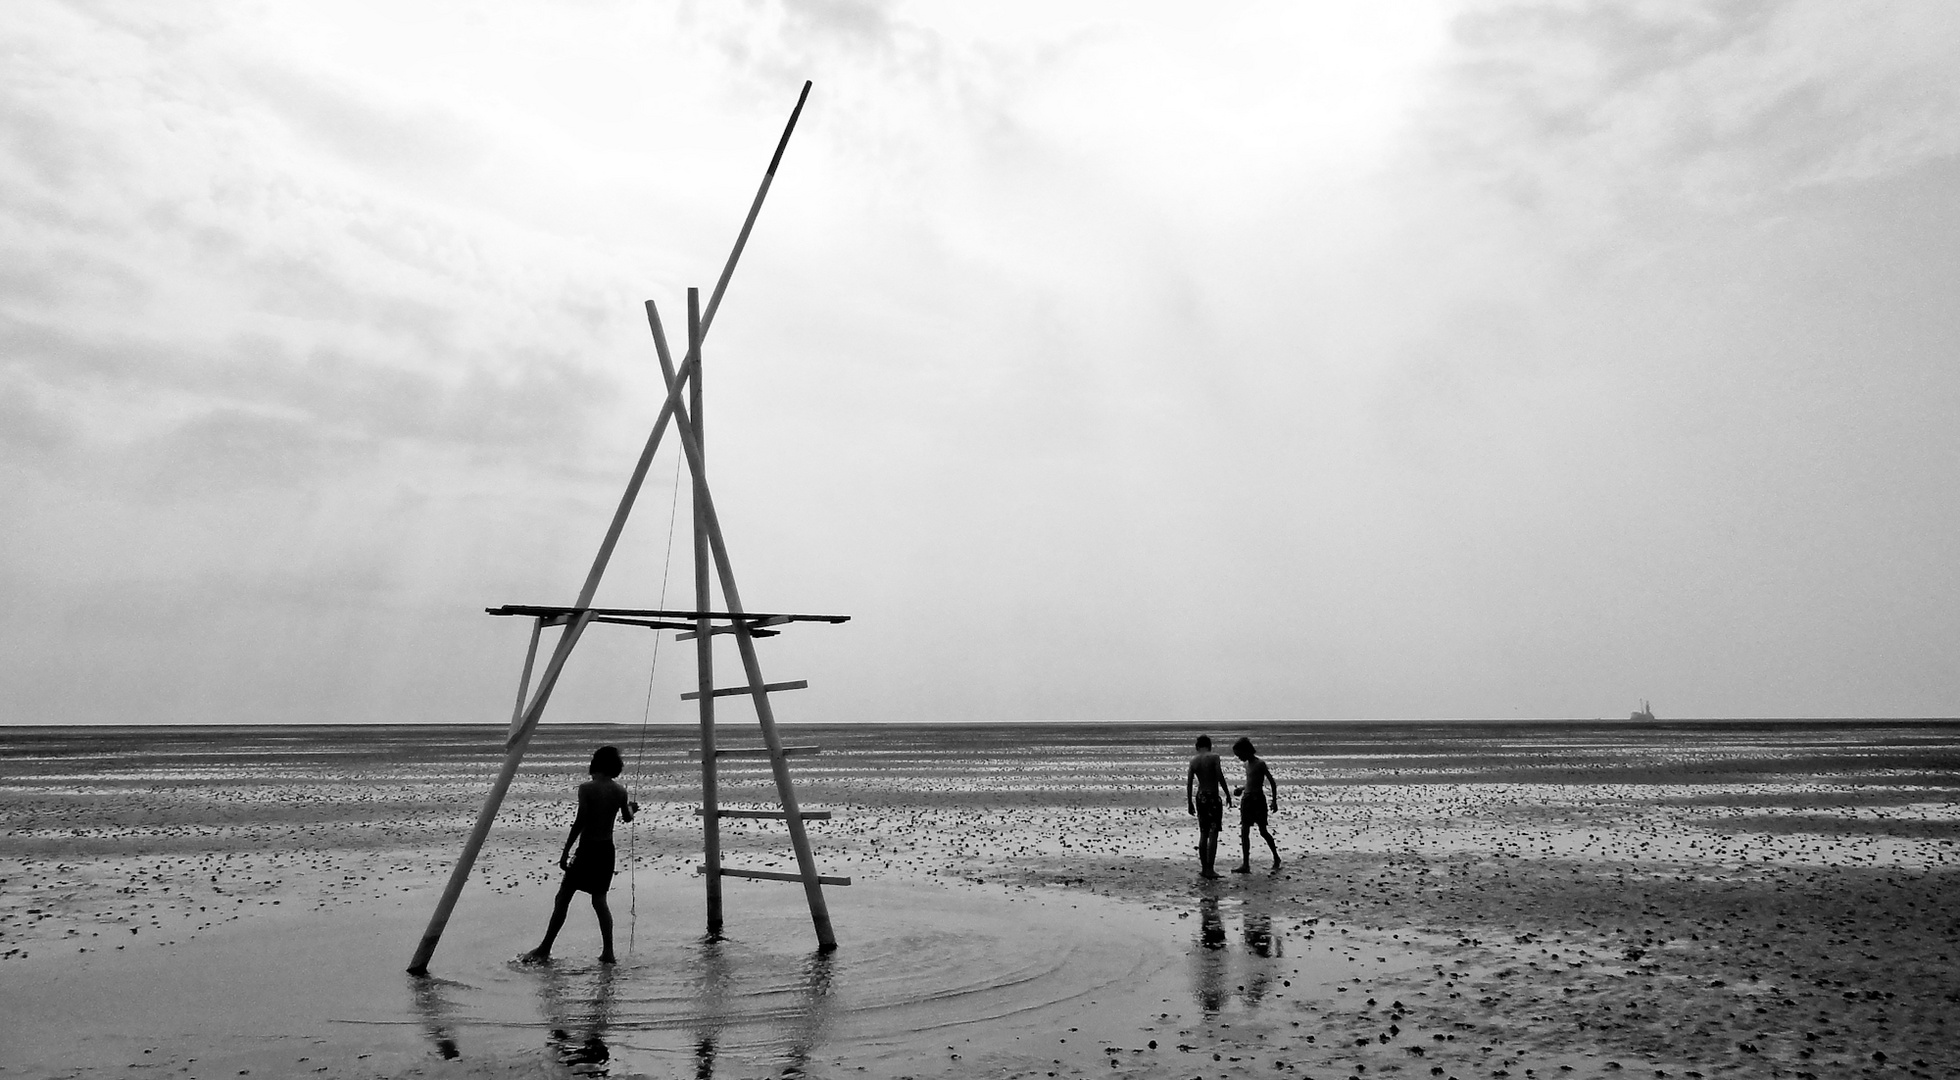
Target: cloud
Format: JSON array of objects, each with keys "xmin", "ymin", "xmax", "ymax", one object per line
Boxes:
[
  {"xmin": 0, "ymin": 6, "xmax": 661, "ymax": 496},
  {"xmin": 1426, "ymin": 0, "xmax": 1960, "ymax": 222},
  {"xmin": 0, "ymin": 375, "xmax": 77, "ymax": 468},
  {"xmin": 123, "ymin": 407, "xmax": 378, "ymax": 500},
  {"xmin": 234, "ymin": 63, "xmax": 490, "ymax": 183}
]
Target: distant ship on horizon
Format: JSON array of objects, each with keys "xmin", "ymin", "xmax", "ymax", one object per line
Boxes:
[{"xmin": 1630, "ymin": 700, "xmax": 1656, "ymax": 722}]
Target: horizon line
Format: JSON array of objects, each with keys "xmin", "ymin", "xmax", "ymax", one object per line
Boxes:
[{"xmin": 4, "ymin": 715, "xmax": 1957, "ymax": 729}]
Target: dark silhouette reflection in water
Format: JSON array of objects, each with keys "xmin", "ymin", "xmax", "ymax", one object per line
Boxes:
[
  {"xmin": 777, "ymin": 950, "xmax": 835, "ymax": 1078},
  {"xmin": 407, "ymin": 975, "xmax": 464, "ymax": 1060},
  {"xmin": 1192, "ymin": 893, "xmax": 1229, "ymax": 1014},
  {"xmin": 538, "ymin": 962, "xmax": 619, "ymax": 1073},
  {"xmin": 398, "ymin": 888, "xmax": 1133, "ymax": 1073},
  {"xmin": 691, "ymin": 936, "xmax": 837, "ymax": 1079},
  {"xmin": 692, "ymin": 936, "xmax": 730, "ymax": 1080},
  {"xmin": 1238, "ymin": 890, "xmax": 1282, "ymax": 1007},
  {"xmin": 1189, "ymin": 887, "xmax": 1285, "ymax": 1015}
]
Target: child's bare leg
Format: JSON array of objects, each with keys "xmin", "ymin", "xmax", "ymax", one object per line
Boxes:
[
  {"xmin": 1258, "ymin": 823, "xmax": 1280, "ymax": 868},
  {"xmin": 593, "ymin": 893, "xmax": 616, "ymax": 963},
  {"xmin": 523, "ymin": 883, "xmax": 576, "ymax": 962},
  {"xmin": 1232, "ymin": 824, "xmax": 1252, "ymax": 873}
]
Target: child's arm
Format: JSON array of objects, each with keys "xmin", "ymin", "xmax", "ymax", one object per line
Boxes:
[
  {"xmin": 1185, "ymin": 762, "xmax": 1197, "ymax": 813},
  {"xmin": 559, "ymin": 816, "xmax": 582, "ymax": 870},
  {"xmin": 1264, "ymin": 763, "xmax": 1278, "ymax": 808}
]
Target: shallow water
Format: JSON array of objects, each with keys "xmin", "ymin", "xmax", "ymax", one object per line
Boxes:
[{"xmin": 413, "ymin": 882, "xmax": 1188, "ymax": 1072}]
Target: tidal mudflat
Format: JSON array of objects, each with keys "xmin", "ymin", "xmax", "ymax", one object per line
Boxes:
[{"xmin": 2, "ymin": 720, "xmax": 1956, "ymax": 1079}]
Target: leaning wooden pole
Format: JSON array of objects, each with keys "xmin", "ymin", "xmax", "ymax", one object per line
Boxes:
[
  {"xmin": 407, "ymin": 611, "xmax": 594, "ymax": 974},
  {"xmin": 647, "ymin": 301, "xmax": 836, "ymax": 948},
  {"xmin": 507, "ymin": 618, "xmax": 543, "ymax": 741},
  {"xmin": 691, "ymin": 286, "xmax": 725, "ymax": 934},
  {"xmin": 701, "ymin": 80, "xmax": 810, "ymax": 335}
]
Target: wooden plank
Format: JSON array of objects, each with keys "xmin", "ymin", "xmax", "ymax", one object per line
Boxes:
[
  {"xmin": 487, "ymin": 605, "xmax": 848, "ymax": 624},
  {"xmin": 687, "ymin": 745, "xmax": 820, "ymax": 759},
  {"xmin": 591, "ymin": 616, "xmax": 699, "ymax": 631},
  {"xmin": 694, "ymin": 808, "xmax": 832, "ymax": 820},
  {"xmin": 676, "ymin": 614, "xmax": 790, "ymax": 641},
  {"xmin": 674, "ymin": 626, "xmax": 778, "ymax": 641},
  {"xmin": 680, "ymin": 679, "xmax": 807, "ymax": 701},
  {"xmin": 699, "ymin": 865, "xmax": 851, "ymax": 887}
]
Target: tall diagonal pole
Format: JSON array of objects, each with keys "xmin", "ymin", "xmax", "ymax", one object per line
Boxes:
[
  {"xmin": 647, "ymin": 300, "xmax": 836, "ymax": 948},
  {"xmin": 702, "ymin": 80, "xmax": 810, "ymax": 336},
  {"xmin": 406, "ymin": 80, "xmax": 815, "ymax": 975}
]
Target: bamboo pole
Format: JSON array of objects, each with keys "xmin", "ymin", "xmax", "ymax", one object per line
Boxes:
[
  {"xmin": 646, "ymin": 300, "xmax": 836, "ymax": 949},
  {"xmin": 691, "ymin": 286, "xmax": 724, "ymax": 934},
  {"xmin": 506, "ymin": 618, "xmax": 544, "ymax": 742},
  {"xmin": 701, "ymin": 80, "xmax": 811, "ymax": 337},
  {"xmin": 408, "ymin": 610, "xmax": 595, "ymax": 974}
]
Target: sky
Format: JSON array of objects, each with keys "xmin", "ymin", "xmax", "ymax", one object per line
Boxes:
[{"xmin": 4, "ymin": 0, "xmax": 1958, "ymax": 726}]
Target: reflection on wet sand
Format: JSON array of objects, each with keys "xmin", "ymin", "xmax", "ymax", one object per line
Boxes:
[
  {"xmin": 1193, "ymin": 893, "xmax": 1228, "ymax": 1014},
  {"xmin": 411, "ymin": 964, "xmax": 625, "ymax": 1074},
  {"xmin": 690, "ymin": 937, "xmax": 730, "ymax": 1079},
  {"xmin": 775, "ymin": 951, "xmax": 835, "ymax": 1079},
  {"xmin": 1238, "ymin": 888, "xmax": 1282, "ymax": 1007},
  {"xmin": 392, "ymin": 884, "xmax": 1170, "ymax": 1076},
  {"xmin": 1189, "ymin": 886, "xmax": 1286, "ymax": 1015},
  {"xmin": 688, "ymin": 936, "xmax": 836, "ymax": 1078},
  {"xmin": 402, "ymin": 931, "xmax": 843, "ymax": 1077},
  {"xmin": 538, "ymin": 963, "xmax": 618, "ymax": 1074},
  {"xmin": 408, "ymin": 975, "xmax": 463, "ymax": 1060}
]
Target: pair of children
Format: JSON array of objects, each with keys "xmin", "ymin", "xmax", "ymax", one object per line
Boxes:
[{"xmin": 1185, "ymin": 736, "xmax": 1280, "ymax": 878}]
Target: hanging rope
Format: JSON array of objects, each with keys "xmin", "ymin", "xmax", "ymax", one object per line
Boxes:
[{"xmin": 628, "ymin": 450, "xmax": 687, "ymax": 956}]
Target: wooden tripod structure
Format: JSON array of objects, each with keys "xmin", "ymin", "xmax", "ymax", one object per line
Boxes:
[{"xmin": 407, "ymin": 82, "xmax": 849, "ymax": 976}]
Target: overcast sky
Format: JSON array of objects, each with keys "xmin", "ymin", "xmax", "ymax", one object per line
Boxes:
[{"xmin": 4, "ymin": 1, "xmax": 1958, "ymax": 726}]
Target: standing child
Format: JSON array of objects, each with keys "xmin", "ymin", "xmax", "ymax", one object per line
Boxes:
[
  {"xmin": 1186, "ymin": 736, "xmax": 1235, "ymax": 879},
  {"xmin": 1231, "ymin": 736, "xmax": 1280, "ymax": 873},
  {"xmin": 522, "ymin": 745, "xmax": 639, "ymax": 964}
]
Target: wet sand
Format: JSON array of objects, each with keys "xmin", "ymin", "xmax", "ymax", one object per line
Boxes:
[{"xmin": 2, "ymin": 720, "xmax": 1956, "ymax": 1078}]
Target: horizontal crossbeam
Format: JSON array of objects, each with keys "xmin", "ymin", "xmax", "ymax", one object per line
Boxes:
[
  {"xmin": 695, "ymin": 808, "xmax": 833, "ymax": 820},
  {"xmin": 681, "ymin": 679, "xmax": 807, "ymax": 701},
  {"xmin": 590, "ymin": 616, "xmax": 702, "ymax": 631},
  {"xmin": 700, "ymin": 865, "xmax": 851, "ymax": 887},
  {"xmin": 688, "ymin": 745, "xmax": 820, "ymax": 759},
  {"xmin": 676, "ymin": 614, "xmax": 792, "ymax": 641},
  {"xmin": 488, "ymin": 605, "xmax": 847, "ymax": 624},
  {"xmin": 536, "ymin": 614, "xmax": 780, "ymax": 636}
]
